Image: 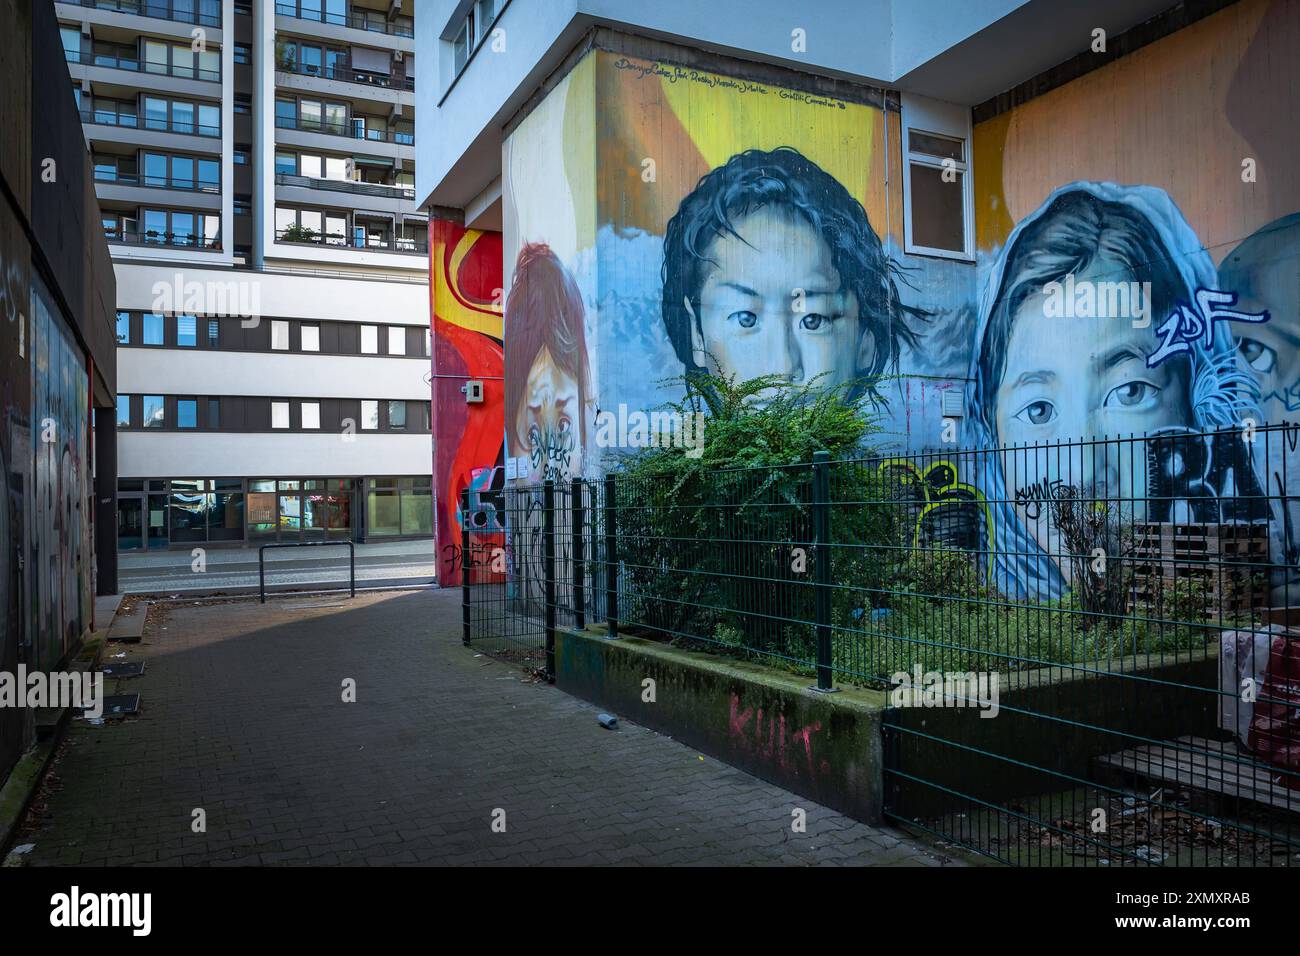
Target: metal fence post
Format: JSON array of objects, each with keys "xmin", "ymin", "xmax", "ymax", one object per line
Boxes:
[
  {"xmin": 812, "ymin": 450, "xmax": 833, "ymax": 691},
  {"xmin": 604, "ymin": 473, "xmax": 618, "ymax": 638},
  {"xmin": 461, "ymin": 488, "xmax": 471, "ymax": 647},
  {"xmin": 572, "ymin": 477, "xmax": 585, "ymax": 630},
  {"xmin": 543, "ymin": 479, "xmax": 557, "ymax": 679}
]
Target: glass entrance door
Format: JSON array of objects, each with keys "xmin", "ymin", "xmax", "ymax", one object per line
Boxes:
[{"xmin": 117, "ymin": 496, "xmax": 143, "ymax": 551}]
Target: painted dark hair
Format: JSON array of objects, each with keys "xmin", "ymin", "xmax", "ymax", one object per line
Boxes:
[
  {"xmin": 504, "ymin": 242, "xmax": 590, "ymax": 449},
  {"xmin": 660, "ymin": 146, "xmax": 924, "ymax": 392},
  {"xmin": 973, "ymin": 190, "xmax": 1190, "ymax": 433}
]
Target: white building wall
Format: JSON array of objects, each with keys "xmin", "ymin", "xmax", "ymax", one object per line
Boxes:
[{"xmin": 119, "ymin": 432, "xmax": 432, "ymax": 478}]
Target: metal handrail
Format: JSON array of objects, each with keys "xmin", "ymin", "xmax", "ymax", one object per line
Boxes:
[{"xmin": 258, "ymin": 540, "xmax": 355, "ymax": 603}]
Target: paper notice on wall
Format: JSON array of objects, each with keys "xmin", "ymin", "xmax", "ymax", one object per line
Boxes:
[
  {"xmin": 149, "ymin": 510, "xmax": 164, "ymax": 528},
  {"xmin": 505, "ymin": 457, "xmax": 518, "ymax": 480}
]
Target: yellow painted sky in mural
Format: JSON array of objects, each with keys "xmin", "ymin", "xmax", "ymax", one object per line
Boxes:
[{"xmin": 596, "ymin": 52, "xmax": 887, "ymax": 237}]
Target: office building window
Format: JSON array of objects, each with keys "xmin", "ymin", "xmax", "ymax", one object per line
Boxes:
[
  {"xmin": 387, "ymin": 400, "xmax": 406, "ymax": 429},
  {"xmin": 302, "ymin": 402, "xmax": 321, "ymax": 429},
  {"xmin": 177, "ymin": 315, "xmax": 197, "ymax": 347},
  {"xmin": 177, "ymin": 399, "xmax": 198, "ymax": 428},
  {"xmin": 424, "ymin": 328, "xmax": 432, "ymax": 357},
  {"xmin": 208, "ymin": 398, "xmax": 220, "ymax": 429},
  {"xmin": 208, "ymin": 318, "xmax": 219, "ymax": 347},
  {"xmin": 271, "ymin": 401, "xmax": 290, "ymax": 429},
  {"xmin": 116, "ymin": 395, "xmax": 130, "ymax": 427},
  {"xmin": 903, "ymin": 127, "xmax": 971, "ymax": 259},
  {"xmin": 387, "ymin": 327, "xmax": 405, "ymax": 355},
  {"xmin": 360, "ymin": 400, "xmax": 379, "ymax": 430},
  {"xmin": 143, "ymin": 313, "xmax": 164, "ymax": 345},
  {"xmin": 271, "ymin": 320, "xmax": 290, "ymax": 350},
  {"xmin": 143, "ymin": 395, "xmax": 165, "ymax": 428},
  {"xmin": 301, "ymin": 324, "xmax": 320, "ymax": 352},
  {"xmin": 234, "ymin": 44, "xmax": 252, "ymax": 65},
  {"xmin": 116, "ymin": 311, "xmax": 130, "ymax": 344},
  {"xmin": 360, "ymin": 325, "xmax": 378, "ymax": 354}
]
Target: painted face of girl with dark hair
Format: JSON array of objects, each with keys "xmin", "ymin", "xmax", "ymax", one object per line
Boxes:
[
  {"xmin": 685, "ymin": 205, "xmax": 871, "ymax": 388},
  {"xmin": 517, "ymin": 345, "xmax": 582, "ymax": 484}
]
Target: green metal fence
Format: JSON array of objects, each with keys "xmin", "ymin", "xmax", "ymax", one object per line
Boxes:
[{"xmin": 465, "ymin": 424, "xmax": 1300, "ymax": 865}]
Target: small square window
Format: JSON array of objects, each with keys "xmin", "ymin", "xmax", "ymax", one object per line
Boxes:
[
  {"xmin": 143, "ymin": 395, "xmax": 165, "ymax": 428},
  {"xmin": 301, "ymin": 324, "xmax": 320, "ymax": 352},
  {"xmin": 387, "ymin": 327, "xmax": 405, "ymax": 355},
  {"xmin": 302, "ymin": 401, "xmax": 320, "ymax": 429},
  {"xmin": 177, "ymin": 399, "xmax": 198, "ymax": 428},
  {"xmin": 177, "ymin": 315, "xmax": 197, "ymax": 347},
  {"xmin": 271, "ymin": 320, "xmax": 290, "ymax": 350},
  {"xmin": 143, "ymin": 313, "xmax": 164, "ymax": 345},
  {"xmin": 360, "ymin": 325, "xmax": 378, "ymax": 354},
  {"xmin": 360, "ymin": 400, "xmax": 379, "ymax": 430},
  {"xmin": 271, "ymin": 401, "xmax": 290, "ymax": 429}
]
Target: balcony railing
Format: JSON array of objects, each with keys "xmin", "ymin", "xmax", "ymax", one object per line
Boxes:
[
  {"xmin": 274, "ymin": 3, "xmax": 414, "ymax": 38},
  {"xmin": 95, "ymin": 171, "xmax": 221, "ymax": 193},
  {"xmin": 105, "ymin": 228, "xmax": 222, "ymax": 250},
  {"xmin": 274, "ymin": 115, "xmax": 413, "ymax": 145},
  {"xmin": 57, "ymin": 0, "xmax": 222, "ymax": 27},
  {"xmin": 275, "ymin": 172, "xmax": 414, "ymax": 200},
  {"xmin": 275, "ymin": 228, "xmax": 426, "ymax": 255},
  {"xmin": 65, "ymin": 47, "xmax": 221, "ymax": 82},
  {"xmin": 276, "ymin": 60, "xmax": 415, "ymax": 91},
  {"xmin": 79, "ymin": 108, "xmax": 221, "ymax": 138}
]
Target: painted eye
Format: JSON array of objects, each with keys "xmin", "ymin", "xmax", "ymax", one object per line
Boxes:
[
  {"xmin": 799, "ymin": 312, "xmax": 833, "ymax": 332},
  {"xmin": 1105, "ymin": 381, "xmax": 1159, "ymax": 409},
  {"xmin": 1239, "ymin": 338, "xmax": 1277, "ymax": 374},
  {"xmin": 557, "ymin": 417, "xmax": 571, "ymax": 436},
  {"xmin": 1014, "ymin": 401, "xmax": 1056, "ymax": 426},
  {"xmin": 729, "ymin": 310, "xmax": 758, "ymax": 329}
]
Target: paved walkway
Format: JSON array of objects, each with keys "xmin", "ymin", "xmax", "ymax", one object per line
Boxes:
[
  {"xmin": 118, "ymin": 538, "xmax": 435, "ymax": 594},
  {"xmin": 20, "ymin": 589, "xmax": 959, "ymax": 866}
]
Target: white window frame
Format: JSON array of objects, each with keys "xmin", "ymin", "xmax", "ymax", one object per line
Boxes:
[
  {"xmin": 900, "ymin": 94, "xmax": 974, "ymax": 263},
  {"xmin": 387, "ymin": 326, "xmax": 406, "ymax": 355},
  {"xmin": 301, "ymin": 323, "xmax": 320, "ymax": 352}
]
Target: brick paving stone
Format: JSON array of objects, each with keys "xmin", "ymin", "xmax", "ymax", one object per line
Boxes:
[{"xmin": 20, "ymin": 589, "xmax": 962, "ymax": 867}]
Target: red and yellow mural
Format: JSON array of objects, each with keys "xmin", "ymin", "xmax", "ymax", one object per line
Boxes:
[{"xmin": 430, "ymin": 220, "xmax": 505, "ymax": 587}]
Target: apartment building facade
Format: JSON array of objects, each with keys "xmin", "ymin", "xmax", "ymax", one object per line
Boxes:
[
  {"xmin": 416, "ymin": 0, "xmax": 1300, "ymax": 585},
  {"xmin": 55, "ymin": 0, "xmax": 433, "ymax": 551}
]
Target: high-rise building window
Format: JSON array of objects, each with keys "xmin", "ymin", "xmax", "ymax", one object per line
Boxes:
[
  {"xmin": 360, "ymin": 400, "xmax": 379, "ymax": 430},
  {"xmin": 143, "ymin": 395, "xmax": 165, "ymax": 428},
  {"xmin": 208, "ymin": 398, "xmax": 220, "ymax": 429},
  {"xmin": 271, "ymin": 402, "xmax": 290, "ymax": 429},
  {"xmin": 360, "ymin": 325, "xmax": 378, "ymax": 354},
  {"xmin": 177, "ymin": 315, "xmax": 197, "ymax": 347},
  {"xmin": 116, "ymin": 311, "xmax": 130, "ymax": 344},
  {"xmin": 387, "ymin": 401, "xmax": 406, "ymax": 429},
  {"xmin": 208, "ymin": 319, "xmax": 220, "ymax": 347},
  {"xmin": 302, "ymin": 402, "xmax": 321, "ymax": 429},
  {"xmin": 387, "ymin": 327, "xmax": 406, "ymax": 355},
  {"xmin": 143, "ymin": 313, "xmax": 164, "ymax": 345},
  {"xmin": 177, "ymin": 399, "xmax": 198, "ymax": 428},
  {"xmin": 301, "ymin": 324, "xmax": 320, "ymax": 352},
  {"xmin": 234, "ymin": 44, "xmax": 252, "ymax": 65},
  {"xmin": 116, "ymin": 395, "xmax": 131, "ymax": 427},
  {"xmin": 271, "ymin": 320, "xmax": 290, "ymax": 350}
]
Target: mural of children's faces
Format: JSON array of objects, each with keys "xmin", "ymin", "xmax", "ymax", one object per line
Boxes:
[
  {"xmin": 1224, "ymin": 219, "xmax": 1300, "ymax": 421},
  {"xmin": 687, "ymin": 205, "xmax": 869, "ymax": 390},
  {"xmin": 516, "ymin": 344, "xmax": 583, "ymax": 484},
  {"xmin": 994, "ymin": 257, "xmax": 1191, "ymax": 448}
]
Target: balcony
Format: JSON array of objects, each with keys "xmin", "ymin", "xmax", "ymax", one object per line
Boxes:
[
  {"xmin": 274, "ymin": 3, "xmax": 413, "ymax": 38},
  {"xmin": 65, "ymin": 47, "xmax": 221, "ymax": 83},
  {"xmin": 106, "ymin": 228, "xmax": 222, "ymax": 251},
  {"xmin": 275, "ymin": 115, "xmax": 413, "ymax": 146},
  {"xmin": 276, "ymin": 60, "xmax": 414, "ymax": 92},
  {"xmin": 275, "ymin": 173, "xmax": 414, "ymax": 201},
  {"xmin": 274, "ymin": 228, "xmax": 425, "ymax": 256},
  {"xmin": 58, "ymin": 0, "xmax": 222, "ymax": 27},
  {"xmin": 96, "ymin": 171, "xmax": 220, "ymax": 194},
  {"xmin": 79, "ymin": 108, "xmax": 221, "ymax": 140}
]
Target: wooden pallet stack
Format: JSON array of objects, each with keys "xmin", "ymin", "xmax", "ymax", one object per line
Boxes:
[{"xmin": 1128, "ymin": 522, "xmax": 1269, "ymax": 618}]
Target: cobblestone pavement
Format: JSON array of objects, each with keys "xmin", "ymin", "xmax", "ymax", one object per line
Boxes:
[{"xmin": 20, "ymin": 589, "xmax": 962, "ymax": 866}]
